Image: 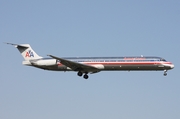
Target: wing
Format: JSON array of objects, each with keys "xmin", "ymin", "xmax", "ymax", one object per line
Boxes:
[{"xmin": 48, "ymin": 55, "xmax": 100, "ymax": 73}]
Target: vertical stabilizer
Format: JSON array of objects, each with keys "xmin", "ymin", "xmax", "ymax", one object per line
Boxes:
[{"xmin": 6, "ymin": 43, "xmax": 42, "ymax": 60}]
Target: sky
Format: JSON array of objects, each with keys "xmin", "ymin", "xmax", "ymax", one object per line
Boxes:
[{"xmin": 0, "ymin": 0, "xmax": 180, "ymax": 119}]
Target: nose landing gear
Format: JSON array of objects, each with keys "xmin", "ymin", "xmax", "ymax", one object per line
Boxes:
[{"xmin": 164, "ymin": 70, "xmax": 167, "ymax": 76}]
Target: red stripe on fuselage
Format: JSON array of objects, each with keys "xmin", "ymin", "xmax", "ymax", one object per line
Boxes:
[
  {"xmin": 57, "ymin": 62, "xmax": 172, "ymax": 66},
  {"xmin": 85, "ymin": 62, "xmax": 171, "ymax": 65}
]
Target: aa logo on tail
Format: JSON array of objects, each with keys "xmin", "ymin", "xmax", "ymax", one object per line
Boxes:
[{"xmin": 25, "ymin": 50, "xmax": 34, "ymax": 57}]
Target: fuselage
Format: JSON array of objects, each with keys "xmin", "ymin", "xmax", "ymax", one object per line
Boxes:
[
  {"xmin": 24, "ymin": 56, "xmax": 174, "ymax": 72},
  {"xmin": 7, "ymin": 43, "xmax": 175, "ymax": 79}
]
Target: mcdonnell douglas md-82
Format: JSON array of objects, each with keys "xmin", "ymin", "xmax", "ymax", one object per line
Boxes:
[{"xmin": 6, "ymin": 43, "xmax": 174, "ymax": 79}]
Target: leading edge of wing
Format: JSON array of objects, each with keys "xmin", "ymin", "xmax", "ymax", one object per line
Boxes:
[{"xmin": 47, "ymin": 55, "xmax": 99, "ymax": 72}]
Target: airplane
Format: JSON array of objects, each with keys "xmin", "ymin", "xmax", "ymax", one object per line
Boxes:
[{"xmin": 6, "ymin": 43, "xmax": 174, "ymax": 79}]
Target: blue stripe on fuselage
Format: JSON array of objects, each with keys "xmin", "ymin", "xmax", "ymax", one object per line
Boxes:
[{"xmin": 40, "ymin": 57, "xmax": 167, "ymax": 62}]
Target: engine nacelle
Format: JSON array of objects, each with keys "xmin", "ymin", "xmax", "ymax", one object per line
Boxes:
[
  {"xmin": 91, "ymin": 64, "xmax": 105, "ymax": 69},
  {"xmin": 34, "ymin": 59, "xmax": 57, "ymax": 66}
]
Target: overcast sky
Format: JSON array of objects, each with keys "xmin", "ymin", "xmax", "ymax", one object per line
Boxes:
[{"xmin": 1, "ymin": 0, "xmax": 180, "ymax": 119}]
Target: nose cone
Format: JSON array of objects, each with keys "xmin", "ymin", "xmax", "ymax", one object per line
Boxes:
[
  {"xmin": 170, "ymin": 64, "xmax": 174, "ymax": 69},
  {"xmin": 163, "ymin": 62, "xmax": 174, "ymax": 69}
]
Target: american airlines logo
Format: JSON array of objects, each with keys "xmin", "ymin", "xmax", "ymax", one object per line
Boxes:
[{"xmin": 25, "ymin": 50, "xmax": 34, "ymax": 57}]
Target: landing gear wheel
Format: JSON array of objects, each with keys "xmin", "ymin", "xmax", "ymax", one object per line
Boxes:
[
  {"xmin": 164, "ymin": 73, "xmax": 167, "ymax": 76},
  {"xmin": 164, "ymin": 70, "xmax": 167, "ymax": 76},
  {"xmin": 83, "ymin": 74, "xmax": 89, "ymax": 79},
  {"xmin": 77, "ymin": 71, "xmax": 83, "ymax": 77}
]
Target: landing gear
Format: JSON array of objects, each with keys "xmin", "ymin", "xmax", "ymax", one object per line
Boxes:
[
  {"xmin": 77, "ymin": 71, "xmax": 89, "ymax": 79},
  {"xmin": 164, "ymin": 70, "xmax": 167, "ymax": 76},
  {"xmin": 83, "ymin": 74, "xmax": 89, "ymax": 79},
  {"xmin": 77, "ymin": 71, "xmax": 83, "ymax": 76}
]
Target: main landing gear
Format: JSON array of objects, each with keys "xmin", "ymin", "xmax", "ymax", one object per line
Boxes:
[
  {"xmin": 83, "ymin": 74, "xmax": 89, "ymax": 79},
  {"xmin": 77, "ymin": 71, "xmax": 89, "ymax": 79},
  {"xmin": 164, "ymin": 70, "xmax": 167, "ymax": 76}
]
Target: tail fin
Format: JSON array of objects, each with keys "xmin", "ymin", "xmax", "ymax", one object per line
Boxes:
[{"xmin": 6, "ymin": 43, "xmax": 42, "ymax": 60}]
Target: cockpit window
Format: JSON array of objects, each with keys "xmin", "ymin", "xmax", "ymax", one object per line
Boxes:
[{"xmin": 160, "ymin": 58, "xmax": 166, "ymax": 61}]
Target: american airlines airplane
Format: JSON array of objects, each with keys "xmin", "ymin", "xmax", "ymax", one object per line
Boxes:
[{"xmin": 6, "ymin": 43, "xmax": 174, "ymax": 79}]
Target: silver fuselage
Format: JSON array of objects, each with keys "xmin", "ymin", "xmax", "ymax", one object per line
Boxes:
[{"xmin": 24, "ymin": 56, "xmax": 174, "ymax": 72}]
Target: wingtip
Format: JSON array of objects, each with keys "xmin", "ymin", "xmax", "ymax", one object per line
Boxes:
[
  {"xmin": 47, "ymin": 54, "xmax": 52, "ymax": 57},
  {"xmin": 4, "ymin": 42, "xmax": 10, "ymax": 44}
]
